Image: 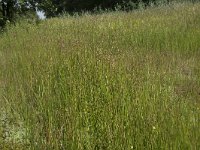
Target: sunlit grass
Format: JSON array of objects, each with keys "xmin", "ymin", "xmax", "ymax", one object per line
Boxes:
[{"xmin": 0, "ymin": 2, "xmax": 200, "ymax": 149}]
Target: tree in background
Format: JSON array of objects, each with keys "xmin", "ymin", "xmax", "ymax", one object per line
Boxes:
[
  {"xmin": 0, "ymin": 0, "xmax": 15, "ymax": 28},
  {"xmin": 36, "ymin": 0, "xmax": 170, "ymax": 18},
  {"xmin": 0, "ymin": 0, "xmax": 172, "ymax": 28},
  {"xmin": 0, "ymin": 0, "xmax": 37, "ymax": 29}
]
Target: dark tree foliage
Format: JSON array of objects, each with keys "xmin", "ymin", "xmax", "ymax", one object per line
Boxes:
[
  {"xmin": 36, "ymin": 0, "xmax": 170, "ymax": 18},
  {"xmin": 0, "ymin": 0, "xmax": 37, "ymax": 28},
  {"xmin": 0, "ymin": 0, "xmax": 16, "ymax": 23}
]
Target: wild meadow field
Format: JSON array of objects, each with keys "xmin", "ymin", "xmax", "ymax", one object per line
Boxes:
[{"xmin": 0, "ymin": 2, "xmax": 200, "ymax": 150}]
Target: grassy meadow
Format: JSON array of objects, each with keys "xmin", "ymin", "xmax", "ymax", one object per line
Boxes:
[{"xmin": 0, "ymin": 2, "xmax": 200, "ymax": 150}]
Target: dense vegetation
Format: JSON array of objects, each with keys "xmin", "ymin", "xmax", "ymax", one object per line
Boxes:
[
  {"xmin": 0, "ymin": 1, "xmax": 200, "ymax": 150},
  {"xmin": 36, "ymin": 0, "xmax": 170, "ymax": 17},
  {"xmin": 0, "ymin": 0, "xmax": 188, "ymax": 28}
]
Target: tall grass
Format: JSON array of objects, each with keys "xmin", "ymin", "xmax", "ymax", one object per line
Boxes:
[{"xmin": 0, "ymin": 2, "xmax": 200, "ymax": 149}]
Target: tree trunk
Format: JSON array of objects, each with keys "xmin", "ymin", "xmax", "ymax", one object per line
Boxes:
[{"xmin": 1, "ymin": 1, "xmax": 6, "ymax": 18}]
